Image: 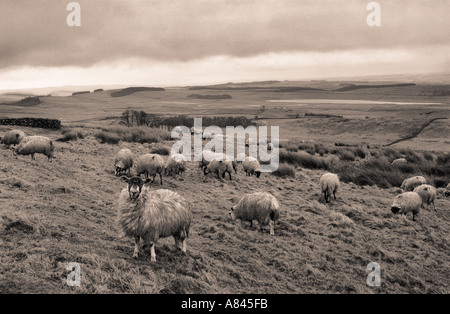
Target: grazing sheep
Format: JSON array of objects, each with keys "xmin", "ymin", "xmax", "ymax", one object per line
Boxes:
[
  {"xmin": 245, "ymin": 138, "xmax": 256, "ymax": 147},
  {"xmin": 13, "ymin": 136, "xmax": 54, "ymax": 160},
  {"xmin": 1, "ymin": 130, "xmax": 26, "ymax": 148},
  {"xmin": 202, "ymin": 132, "xmax": 211, "ymax": 139},
  {"xmin": 230, "ymin": 192, "xmax": 280, "ymax": 235},
  {"xmin": 164, "ymin": 154, "xmax": 186, "ymax": 176},
  {"xmin": 135, "ymin": 154, "xmax": 165, "ymax": 185},
  {"xmin": 117, "ymin": 176, "xmax": 191, "ymax": 262},
  {"xmin": 401, "ymin": 176, "xmax": 427, "ymax": 191},
  {"xmin": 198, "ymin": 151, "xmax": 224, "ymax": 171},
  {"xmin": 320, "ymin": 173, "xmax": 340, "ymax": 204},
  {"xmin": 114, "ymin": 148, "xmax": 134, "ymax": 176},
  {"xmin": 391, "ymin": 158, "xmax": 407, "ymax": 166},
  {"xmin": 445, "ymin": 183, "xmax": 450, "ymax": 198},
  {"xmin": 242, "ymin": 157, "xmax": 262, "ymax": 178},
  {"xmin": 390, "ymin": 191, "xmax": 422, "ymax": 221},
  {"xmin": 190, "ymin": 127, "xmax": 202, "ymax": 135},
  {"xmin": 267, "ymin": 143, "xmax": 274, "ymax": 151},
  {"xmin": 204, "ymin": 158, "xmax": 233, "ymax": 180},
  {"xmin": 413, "ymin": 184, "xmax": 437, "ymax": 211}
]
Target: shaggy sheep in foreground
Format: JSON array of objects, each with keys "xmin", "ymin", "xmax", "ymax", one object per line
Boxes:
[
  {"xmin": 230, "ymin": 192, "xmax": 280, "ymax": 235},
  {"xmin": 445, "ymin": 184, "xmax": 450, "ymax": 198},
  {"xmin": 135, "ymin": 154, "xmax": 165, "ymax": 185},
  {"xmin": 390, "ymin": 191, "xmax": 422, "ymax": 221},
  {"xmin": 320, "ymin": 173, "xmax": 340, "ymax": 204},
  {"xmin": 117, "ymin": 176, "xmax": 191, "ymax": 262},
  {"xmin": 1, "ymin": 130, "xmax": 26, "ymax": 148},
  {"xmin": 114, "ymin": 148, "xmax": 134, "ymax": 176},
  {"xmin": 413, "ymin": 184, "xmax": 437, "ymax": 211},
  {"xmin": 391, "ymin": 158, "xmax": 407, "ymax": 166},
  {"xmin": 13, "ymin": 136, "xmax": 54, "ymax": 160},
  {"xmin": 164, "ymin": 154, "xmax": 186, "ymax": 176},
  {"xmin": 204, "ymin": 158, "xmax": 234, "ymax": 180},
  {"xmin": 401, "ymin": 176, "xmax": 427, "ymax": 191},
  {"xmin": 242, "ymin": 157, "xmax": 262, "ymax": 178}
]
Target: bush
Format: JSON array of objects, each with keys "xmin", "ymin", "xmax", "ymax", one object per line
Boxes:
[
  {"xmin": 279, "ymin": 150, "xmax": 330, "ymax": 170},
  {"xmin": 150, "ymin": 145, "xmax": 170, "ymax": 156},
  {"xmin": 58, "ymin": 128, "xmax": 86, "ymax": 142},
  {"xmin": 95, "ymin": 131, "xmax": 120, "ymax": 144},
  {"xmin": 96, "ymin": 126, "xmax": 172, "ymax": 144},
  {"xmin": 337, "ymin": 149, "xmax": 356, "ymax": 162},
  {"xmin": 272, "ymin": 163, "xmax": 296, "ymax": 178}
]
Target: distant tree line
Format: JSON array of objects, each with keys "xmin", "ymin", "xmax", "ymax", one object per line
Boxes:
[{"xmin": 0, "ymin": 117, "xmax": 61, "ymax": 129}]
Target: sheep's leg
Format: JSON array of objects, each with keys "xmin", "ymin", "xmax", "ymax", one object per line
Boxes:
[
  {"xmin": 228, "ymin": 171, "xmax": 232, "ymax": 181},
  {"xmin": 31, "ymin": 153, "xmax": 35, "ymax": 160},
  {"xmin": 150, "ymin": 244, "xmax": 156, "ymax": 262},
  {"xmin": 432, "ymin": 201, "xmax": 437, "ymax": 212},
  {"xmin": 249, "ymin": 220, "xmax": 253, "ymax": 228},
  {"xmin": 174, "ymin": 236, "xmax": 181, "ymax": 250},
  {"xmin": 333, "ymin": 190, "xmax": 337, "ymax": 200},
  {"xmin": 159, "ymin": 173, "xmax": 163, "ymax": 185},
  {"xmin": 133, "ymin": 236, "xmax": 140, "ymax": 258},
  {"xmin": 269, "ymin": 220, "xmax": 275, "ymax": 236}
]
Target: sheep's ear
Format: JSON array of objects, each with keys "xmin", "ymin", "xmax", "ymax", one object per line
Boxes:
[{"xmin": 120, "ymin": 176, "xmax": 129, "ymax": 183}]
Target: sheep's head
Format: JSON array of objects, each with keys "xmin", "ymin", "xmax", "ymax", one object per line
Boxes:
[
  {"xmin": 229, "ymin": 206, "xmax": 237, "ymax": 220},
  {"xmin": 121, "ymin": 176, "xmax": 150, "ymax": 200},
  {"xmin": 255, "ymin": 168, "xmax": 262, "ymax": 178},
  {"xmin": 115, "ymin": 161, "xmax": 125, "ymax": 176},
  {"xmin": 391, "ymin": 205, "xmax": 401, "ymax": 214},
  {"xmin": 390, "ymin": 196, "xmax": 403, "ymax": 214}
]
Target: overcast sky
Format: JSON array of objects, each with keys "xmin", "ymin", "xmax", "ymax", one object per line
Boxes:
[{"xmin": 0, "ymin": 0, "xmax": 449, "ymax": 90}]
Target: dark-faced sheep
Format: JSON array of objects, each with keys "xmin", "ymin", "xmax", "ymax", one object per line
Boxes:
[
  {"xmin": 230, "ymin": 192, "xmax": 280, "ymax": 235},
  {"xmin": 135, "ymin": 154, "xmax": 165, "ymax": 185},
  {"xmin": 204, "ymin": 158, "xmax": 233, "ymax": 180},
  {"xmin": 390, "ymin": 191, "xmax": 422, "ymax": 221},
  {"xmin": 1, "ymin": 130, "xmax": 26, "ymax": 148},
  {"xmin": 117, "ymin": 176, "xmax": 191, "ymax": 262},
  {"xmin": 114, "ymin": 148, "xmax": 134, "ymax": 176},
  {"xmin": 242, "ymin": 157, "xmax": 262, "ymax": 178},
  {"xmin": 401, "ymin": 176, "xmax": 427, "ymax": 191},
  {"xmin": 13, "ymin": 136, "xmax": 54, "ymax": 160},
  {"xmin": 164, "ymin": 154, "xmax": 186, "ymax": 176},
  {"xmin": 320, "ymin": 173, "xmax": 340, "ymax": 204},
  {"xmin": 413, "ymin": 184, "xmax": 437, "ymax": 211}
]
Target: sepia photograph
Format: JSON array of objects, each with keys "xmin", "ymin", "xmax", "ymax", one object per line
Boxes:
[{"xmin": 0, "ymin": 0, "xmax": 449, "ymax": 298}]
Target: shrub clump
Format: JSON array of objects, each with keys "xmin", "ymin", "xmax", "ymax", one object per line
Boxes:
[{"xmin": 272, "ymin": 163, "xmax": 296, "ymax": 178}]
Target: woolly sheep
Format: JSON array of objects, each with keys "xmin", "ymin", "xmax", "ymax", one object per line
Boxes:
[
  {"xmin": 267, "ymin": 143, "xmax": 274, "ymax": 151},
  {"xmin": 13, "ymin": 136, "xmax": 54, "ymax": 160},
  {"xmin": 198, "ymin": 151, "xmax": 225, "ymax": 170},
  {"xmin": 204, "ymin": 158, "xmax": 234, "ymax": 180},
  {"xmin": 320, "ymin": 173, "xmax": 340, "ymax": 204},
  {"xmin": 242, "ymin": 157, "xmax": 262, "ymax": 178},
  {"xmin": 445, "ymin": 183, "xmax": 450, "ymax": 198},
  {"xmin": 190, "ymin": 127, "xmax": 202, "ymax": 135},
  {"xmin": 164, "ymin": 154, "xmax": 186, "ymax": 176},
  {"xmin": 202, "ymin": 132, "xmax": 212, "ymax": 139},
  {"xmin": 390, "ymin": 191, "xmax": 422, "ymax": 221},
  {"xmin": 117, "ymin": 176, "xmax": 191, "ymax": 262},
  {"xmin": 135, "ymin": 154, "xmax": 165, "ymax": 185},
  {"xmin": 413, "ymin": 184, "xmax": 437, "ymax": 211},
  {"xmin": 1, "ymin": 130, "xmax": 26, "ymax": 147},
  {"xmin": 391, "ymin": 158, "xmax": 407, "ymax": 166},
  {"xmin": 230, "ymin": 192, "xmax": 280, "ymax": 235},
  {"xmin": 245, "ymin": 138, "xmax": 256, "ymax": 147},
  {"xmin": 114, "ymin": 148, "xmax": 133, "ymax": 176},
  {"xmin": 401, "ymin": 176, "xmax": 427, "ymax": 191}
]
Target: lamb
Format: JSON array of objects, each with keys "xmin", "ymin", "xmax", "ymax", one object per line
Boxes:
[
  {"xmin": 117, "ymin": 176, "xmax": 191, "ymax": 262},
  {"xmin": 114, "ymin": 148, "xmax": 133, "ymax": 176},
  {"xmin": 320, "ymin": 173, "xmax": 340, "ymax": 204},
  {"xmin": 164, "ymin": 154, "xmax": 186, "ymax": 176},
  {"xmin": 13, "ymin": 136, "xmax": 54, "ymax": 160},
  {"xmin": 413, "ymin": 184, "xmax": 437, "ymax": 211},
  {"xmin": 1, "ymin": 130, "xmax": 26, "ymax": 148},
  {"xmin": 135, "ymin": 154, "xmax": 165, "ymax": 185},
  {"xmin": 242, "ymin": 157, "xmax": 262, "ymax": 178},
  {"xmin": 390, "ymin": 191, "xmax": 422, "ymax": 221},
  {"xmin": 400, "ymin": 176, "xmax": 427, "ymax": 191},
  {"xmin": 230, "ymin": 192, "xmax": 280, "ymax": 235},
  {"xmin": 391, "ymin": 158, "xmax": 407, "ymax": 166},
  {"xmin": 445, "ymin": 183, "xmax": 450, "ymax": 198},
  {"xmin": 204, "ymin": 158, "xmax": 234, "ymax": 180}
]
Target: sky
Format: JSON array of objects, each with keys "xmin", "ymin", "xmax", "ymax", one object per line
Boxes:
[{"xmin": 0, "ymin": 0, "xmax": 449, "ymax": 90}]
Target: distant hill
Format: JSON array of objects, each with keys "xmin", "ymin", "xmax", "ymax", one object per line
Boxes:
[
  {"xmin": 72, "ymin": 91, "xmax": 91, "ymax": 96},
  {"xmin": 0, "ymin": 96, "xmax": 41, "ymax": 107},
  {"xmin": 110, "ymin": 87, "xmax": 165, "ymax": 97},
  {"xmin": 187, "ymin": 94, "xmax": 232, "ymax": 99},
  {"xmin": 335, "ymin": 83, "xmax": 416, "ymax": 92}
]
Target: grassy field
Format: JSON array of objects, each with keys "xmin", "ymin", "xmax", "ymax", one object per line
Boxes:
[{"xmin": 0, "ymin": 80, "xmax": 449, "ymax": 294}]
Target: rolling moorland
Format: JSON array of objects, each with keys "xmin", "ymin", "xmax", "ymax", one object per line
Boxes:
[{"xmin": 0, "ymin": 80, "xmax": 449, "ymax": 294}]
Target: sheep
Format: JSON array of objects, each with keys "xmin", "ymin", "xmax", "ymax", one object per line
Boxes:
[
  {"xmin": 13, "ymin": 136, "xmax": 54, "ymax": 160},
  {"xmin": 390, "ymin": 191, "xmax": 422, "ymax": 221},
  {"xmin": 413, "ymin": 184, "xmax": 437, "ymax": 211},
  {"xmin": 190, "ymin": 127, "xmax": 202, "ymax": 135},
  {"xmin": 114, "ymin": 148, "xmax": 133, "ymax": 176},
  {"xmin": 391, "ymin": 158, "xmax": 407, "ymax": 166},
  {"xmin": 242, "ymin": 157, "xmax": 262, "ymax": 178},
  {"xmin": 117, "ymin": 176, "xmax": 191, "ymax": 262},
  {"xmin": 202, "ymin": 132, "xmax": 211, "ymax": 139},
  {"xmin": 401, "ymin": 176, "xmax": 427, "ymax": 191},
  {"xmin": 1, "ymin": 130, "xmax": 26, "ymax": 148},
  {"xmin": 245, "ymin": 138, "xmax": 256, "ymax": 147},
  {"xmin": 445, "ymin": 183, "xmax": 450, "ymax": 198},
  {"xmin": 320, "ymin": 173, "xmax": 340, "ymax": 204},
  {"xmin": 267, "ymin": 143, "xmax": 274, "ymax": 151},
  {"xmin": 135, "ymin": 154, "xmax": 165, "ymax": 185},
  {"xmin": 198, "ymin": 151, "xmax": 224, "ymax": 170},
  {"xmin": 236, "ymin": 153, "xmax": 257, "ymax": 163},
  {"xmin": 204, "ymin": 158, "xmax": 234, "ymax": 180},
  {"xmin": 230, "ymin": 192, "xmax": 280, "ymax": 235},
  {"xmin": 164, "ymin": 154, "xmax": 186, "ymax": 176}
]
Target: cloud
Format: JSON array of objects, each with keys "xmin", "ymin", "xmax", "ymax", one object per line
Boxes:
[{"xmin": 0, "ymin": 0, "xmax": 449, "ymax": 69}]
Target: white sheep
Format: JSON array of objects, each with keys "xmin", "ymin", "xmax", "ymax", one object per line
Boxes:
[
  {"xmin": 135, "ymin": 154, "xmax": 165, "ymax": 185},
  {"xmin": 245, "ymin": 138, "xmax": 256, "ymax": 147},
  {"xmin": 413, "ymin": 184, "xmax": 437, "ymax": 211},
  {"xmin": 13, "ymin": 136, "xmax": 54, "ymax": 161},
  {"xmin": 390, "ymin": 191, "xmax": 422, "ymax": 221},
  {"xmin": 445, "ymin": 183, "xmax": 450, "ymax": 198},
  {"xmin": 202, "ymin": 132, "xmax": 212, "ymax": 139},
  {"xmin": 164, "ymin": 154, "xmax": 186, "ymax": 176},
  {"xmin": 117, "ymin": 176, "xmax": 191, "ymax": 262},
  {"xmin": 198, "ymin": 151, "xmax": 225, "ymax": 171},
  {"xmin": 1, "ymin": 130, "xmax": 26, "ymax": 148},
  {"xmin": 204, "ymin": 158, "xmax": 234, "ymax": 180},
  {"xmin": 114, "ymin": 148, "xmax": 134, "ymax": 176},
  {"xmin": 242, "ymin": 157, "xmax": 262, "ymax": 178},
  {"xmin": 391, "ymin": 158, "xmax": 407, "ymax": 166},
  {"xmin": 190, "ymin": 127, "xmax": 202, "ymax": 135},
  {"xmin": 401, "ymin": 176, "xmax": 427, "ymax": 191},
  {"xmin": 320, "ymin": 173, "xmax": 340, "ymax": 204},
  {"xmin": 267, "ymin": 143, "xmax": 274, "ymax": 151},
  {"xmin": 230, "ymin": 192, "xmax": 280, "ymax": 235}
]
